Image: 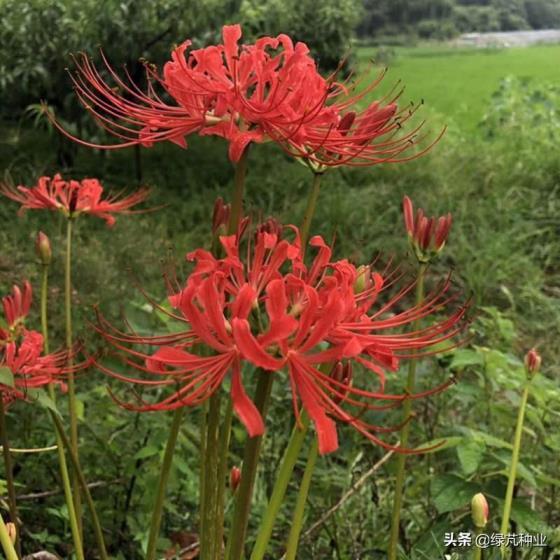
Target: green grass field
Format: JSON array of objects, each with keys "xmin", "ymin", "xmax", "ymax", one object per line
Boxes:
[{"xmin": 359, "ymin": 43, "xmax": 560, "ymax": 131}]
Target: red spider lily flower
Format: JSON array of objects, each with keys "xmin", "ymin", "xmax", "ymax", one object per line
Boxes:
[
  {"xmin": 0, "ymin": 174, "xmax": 149, "ymax": 226},
  {"xmin": 272, "ymin": 76, "xmax": 444, "ymax": 171},
  {"xmin": 0, "ymin": 331, "xmax": 68, "ymax": 405},
  {"xmin": 1, "ymin": 282, "xmax": 32, "ymax": 342},
  {"xmin": 53, "ymin": 24, "xmax": 434, "ymax": 167},
  {"xmin": 403, "ymin": 195, "xmax": 452, "ymax": 263},
  {"xmin": 97, "ymin": 224, "xmax": 467, "ymax": 455},
  {"xmin": 53, "ymin": 24, "xmax": 335, "ymax": 162},
  {"xmin": 1, "ymin": 281, "xmax": 89, "ymax": 405}
]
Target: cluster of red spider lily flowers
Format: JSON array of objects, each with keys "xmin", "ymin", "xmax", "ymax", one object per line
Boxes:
[
  {"xmin": 97, "ymin": 220, "xmax": 465, "ymax": 455},
  {"xmin": 51, "ymin": 24, "xmax": 439, "ymax": 168},
  {"xmin": 0, "ymin": 174, "xmax": 149, "ymax": 226},
  {"xmin": 0, "ymin": 283, "xmax": 68, "ymax": 405}
]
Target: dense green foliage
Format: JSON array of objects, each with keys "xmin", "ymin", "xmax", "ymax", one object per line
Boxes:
[
  {"xmin": 0, "ymin": 0, "xmax": 360, "ymax": 121},
  {"xmin": 1, "ymin": 36, "xmax": 559, "ymax": 558},
  {"xmin": 358, "ymin": 0, "xmax": 560, "ymax": 39}
]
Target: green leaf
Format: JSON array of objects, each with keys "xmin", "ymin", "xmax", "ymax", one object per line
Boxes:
[
  {"xmin": 457, "ymin": 439, "xmax": 486, "ymax": 475},
  {"xmin": 26, "ymin": 388, "xmax": 61, "ymax": 418},
  {"xmin": 0, "ymin": 366, "xmax": 15, "ymax": 388},
  {"xmin": 459, "ymin": 428, "xmax": 513, "ymax": 450},
  {"xmin": 133, "ymin": 445, "xmax": 160, "ymax": 461},
  {"xmin": 510, "ymin": 499, "xmax": 548, "ymax": 532},
  {"xmin": 431, "ymin": 474, "xmax": 480, "ymax": 513},
  {"xmin": 413, "ymin": 436, "xmax": 464, "ymax": 453},
  {"xmin": 449, "ymin": 349, "xmax": 484, "ymax": 370}
]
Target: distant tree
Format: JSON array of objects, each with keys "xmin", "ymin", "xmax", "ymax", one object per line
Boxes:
[
  {"xmin": 239, "ymin": 0, "xmax": 362, "ymax": 69},
  {"xmin": 524, "ymin": 0, "xmax": 560, "ymax": 28}
]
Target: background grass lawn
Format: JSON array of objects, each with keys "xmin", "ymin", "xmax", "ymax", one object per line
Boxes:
[{"xmin": 360, "ymin": 43, "xmax": 560, "ymax": 130}]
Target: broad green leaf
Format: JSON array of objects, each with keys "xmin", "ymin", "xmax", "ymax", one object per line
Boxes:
[
  {"xmin": 457, "ymin": 439, "xmax": 486, "ymax": 475},
  {"xmin": 431, "ymin": 474, "xmax": 480, "ymax": 513},
  {"xmin": 460, "ymin": 428, "xmax": 513, "ymax": 450},
  {"xmin": 449, "ymin": 349, "xmax": 484, "ymax": 370},
  {"xmin": 510, "ymin": 499, "xmax": 548, "ymax": 532},
  {"xmin": 133, "ymin": 445, "xmax": 160, "ymax": 461},
  {"xmin": 0, "ymin": 366, "xmax": 15, "ymax": 388}
]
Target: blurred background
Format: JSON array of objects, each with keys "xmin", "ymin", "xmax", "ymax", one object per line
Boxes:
[{"xmin": 1, "ymin": 1, "xmax": 559, "ymax": 558}]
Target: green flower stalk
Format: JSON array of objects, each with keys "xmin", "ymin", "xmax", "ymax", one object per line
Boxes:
[
  {"xmin": 285, "ymin": 437, "xmax": 319, "ymax": 560},
  {"xmin": 250, "ymin": 414, "xmax": 310, "ymax": 560},
  {"xmin": 387, "ymin": 262, "xmax": 427, "ymax": 560},
  {"xmin": 388, "ymin": 196, "xmax": 452, "ymax": 560},
  {"xmin": 38, "ymin": 231, "xmax": 85, "ymax": 560},
  {"xmin": 500, "ymin": 349, "xmax": 541, "ymax": 556},
  {"xmin": 65, "ymin": 217, "xmax": 83, "ymax": 535}
]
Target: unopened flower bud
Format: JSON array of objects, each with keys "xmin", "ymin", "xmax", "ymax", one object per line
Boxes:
[
  {"xmin": 524, "ymin": 348, "xmax": 541, "ymax": 378},
  {"xmin": 402, "ymin": 196, "xmax": 452, "ymax": 263},
  {"xmin": 5, "ymin": 521, "xmax": 16, "ymax": 544},
  {"xmin": 471, "ymin": 493, "xmax": 489, "ymax": 528},
  {"xmin": 330, "ymin": 361, "xmax": 353, "ymax": 404},
  {"xmin": 230, "ymin": 466, "xmax": 241, "ymax": 492},
  {"xmin": 36, "ymin": 231, "xmax": 52, "ymax": 265},
  {"xmin": 354, "ymin": 265, "xmax": 371, "ymax": 294},
  {"xmin": 212, "ymin": 197, "xmax": 231, "ymax": 236},
  {"xmin": 257, "ymin": 217, "xmax": 282, "ymax": 237}
]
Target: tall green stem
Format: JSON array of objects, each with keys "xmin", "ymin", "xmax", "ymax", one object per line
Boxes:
[
  {"xmin": 299, "ymin": 173, "xmax": 323, "ymax": 247},
  {"xmin": 285, "ymin": 436, "xmax": 318, "ymax": 560},
  {"xmin": 199, "ymin": 148, "xmax": 250, "ymax": 559},
  {"xmin": 146, "ymin": 407, "xmax": 185, "ymax": 560},
  {"xmin": 40, "ymin": 262, "xmax": 84, "ymax": 560},
  {"xmin": 0, "ymin": 399, "xmax": 20, "ymax": 557},
  {"xmin": 500, "ymin": 381, "xmax": 531, "ymax": 556},
  {"xmin": 0, "ymin": 514, "xmax": 18, "ymax": 560},
  {"xmin": 250, "ymin": 171, "xmax": 325, "ymax": 560},
  {"xmin": 215, "ymin": 399, "xmax": 234, "ymax": 555},
  {"xmin": 250, "ymin": 414, "xmax": 310, "ymax": 560},
  {"xmin": 225, "ymin": 371, "xmax": 274, "ymax": 560},
  {"xmin": 228, "ymin": 148, "xmax": 249, "ymax": 236},
  {"xmin": 200, "ymin": 392, "xmax": 222, "ymax": 560},
  {"xmin": 388, "ymin": 262, "xmax": 427, "ymax": 560},
  {"xmin": 65, "ymin": 218, "xmax": 82, "ymax": 534},
  {"xmin": 50, "ymin": 411, "xmax": 108, "ymax": 559}
]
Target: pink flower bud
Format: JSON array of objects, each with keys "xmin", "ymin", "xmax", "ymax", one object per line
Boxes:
[
  {"xmin": 402, "ymin": 196, "xmax": 452, "ymax": 262},
  {"xmin": 35, "ymin": 231, "xmax": 52, "ymax": 265},
  {"xmin": 524, "ymin": 348, "xmax": 541, "ymax": 378},
  {"xmin": 212, "ymin": 197, "xmax": 230, "ymax": 235},
  {"xmin": 230, "ymin": 466, "xmax": 241, "ymax": 492},
  {"xmin": 471, "ymin": 493, "xmax": 489, "ymax": 528}
]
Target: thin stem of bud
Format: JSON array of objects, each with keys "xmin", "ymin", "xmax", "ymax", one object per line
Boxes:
[
  {"xmin": 250, "ymin": 413, "xmax": 311, "ymax": 560},
  {"xmin": 500, "ymin": 381, "xmax": 531, "ymax": 557},
  {"xmin": 388, "ymin": 262, "xmax": 427, "ymax": 560},
  {"xmin": 146, "ymin": 407, "xmax": 185, "ymax": 560},
  {"xmin": 41, "ymin": 260, "xmax": 84, "ymax": 560},
  {"xmin": 285, "ymin": 435, "xmax": 319, "ymax": 560}
]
